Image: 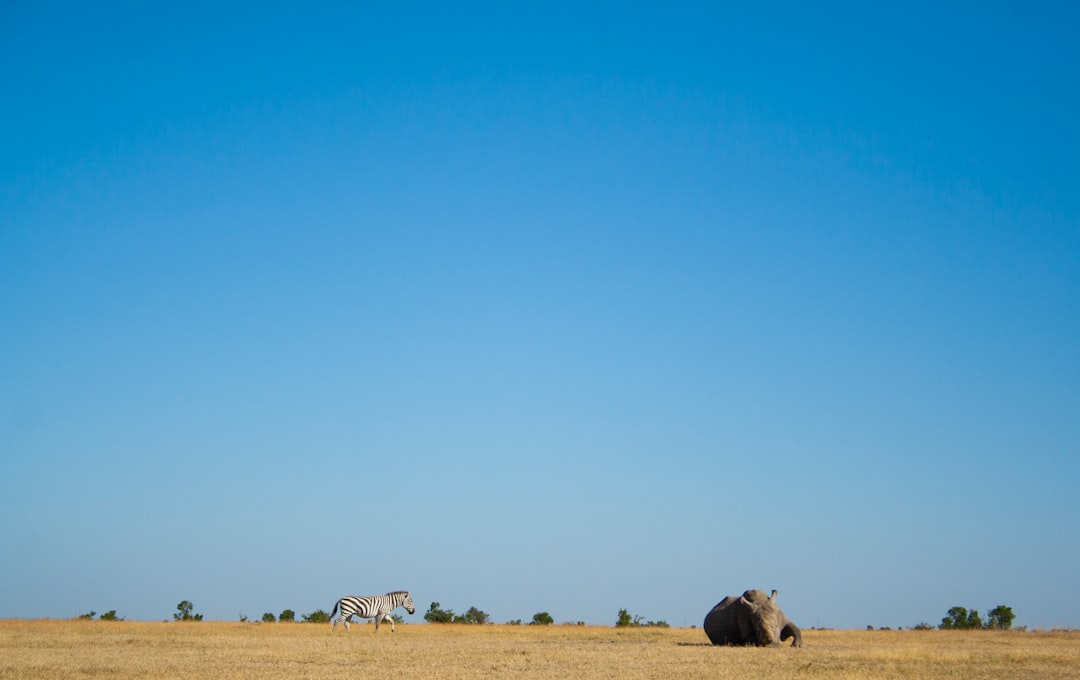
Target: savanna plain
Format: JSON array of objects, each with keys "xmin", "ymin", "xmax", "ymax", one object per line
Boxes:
[{"xmin": 2, "ymin": 619, "xmax": 1079, "ymax": 679}]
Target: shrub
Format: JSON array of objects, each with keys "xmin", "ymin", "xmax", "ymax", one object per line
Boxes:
[
  {"xmin": 455, "ymin": 607, "xmax": 489, "ymax": 624},
  {"xmin": 99, "ymin": 610, "xmax": 121, "ymax": 621},
  {"xmin": 987, "ymin": 605, "xmax": 1015, "ymax": 630},
  {"xmin": 940, "ymin": 605, "xmax": 995, "ymax": 630},
  {"xmin": 423, "ymin": 602, "xmax": 489, "ymax": 624},
  {"xmin": 262, "ymin": 612, "xmax": 276, "ymax": 623},
  {"xmin": 279, "ymin": 609, "xmax": 295, "ymax": 622},
  {"xmin": 530, "ymin": 612, "xmax": 554, "ymax": 626},
  {"xmin": 615, "ymin": 609, "xmax": 668, "ymax": 628},
  {"xmin": 967, "ymin": 610, "xmax": 984, "ymax": 629},
  {"xmin": 174, "ymin": 601, "xmax": 203, "ymax": 622},
  {"xmin": 940, "ymin": 606, "xmax": 968, "ymax": 630},
  {"xmin": 424, "ymin": 602, "xmax": 455, "ymax": 624},
  {"xmin": 303, "ymin": 610, "xmax": 330, "ymax": 623}
]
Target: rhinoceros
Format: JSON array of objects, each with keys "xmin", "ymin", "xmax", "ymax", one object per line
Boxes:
[{"xmin": 703, "ymin": 589, "xmax": 803, "ymax": 647}]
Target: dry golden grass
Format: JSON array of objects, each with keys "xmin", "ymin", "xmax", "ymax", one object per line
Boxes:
[{"xmin": 2, "ymin": 619, "xmax": 1078, "ymax": 679}]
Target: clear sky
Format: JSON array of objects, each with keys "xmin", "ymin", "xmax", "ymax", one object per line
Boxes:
[{"xmin": 2, "ymin": 2, "xmax": 1078, "ymax": 629}]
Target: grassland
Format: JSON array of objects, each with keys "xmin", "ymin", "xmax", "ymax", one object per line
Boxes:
[{"xmin": 2, "ymin": 619, "xmax": 1078, "ymax": 679}]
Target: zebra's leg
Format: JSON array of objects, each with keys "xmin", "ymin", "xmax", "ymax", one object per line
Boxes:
[{"xmin": 386, "ymin": 613, "xmax": 396, "ymax": 632}]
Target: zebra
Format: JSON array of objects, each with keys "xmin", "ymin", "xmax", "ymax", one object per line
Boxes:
[{"xmin": 330, "ymin": 590, "xmax": 416, "ymax": 632}]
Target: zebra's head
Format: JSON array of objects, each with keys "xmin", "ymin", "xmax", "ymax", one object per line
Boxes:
[{"xmin": 393, "ymin": 590, "xmax": 415, "ymax": 615}]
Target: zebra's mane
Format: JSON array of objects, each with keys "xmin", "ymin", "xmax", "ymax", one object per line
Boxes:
[{"xmin": 387, "ymin": 590, "xmax": 409, "ymax": 596}]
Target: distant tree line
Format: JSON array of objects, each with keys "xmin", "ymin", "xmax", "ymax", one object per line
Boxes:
[
  {"xmin": 615, "ymin": 609, "xmax": 670, "ymax": 628},
  {"xmin": 80, "ymin": 602, "xmax": 654, "ymax": 628},
  {"xmin": 423, "ymin": 602, "xmax": 559, "ymax": 625},
  {"xmin": 253, "ymin": 608, "xmax": 334, "ymax": 623},
  {"xmin": 77, "ymin": 598, "xmax": 1017, "ymax": 631},
  {"xmin": 77, "ymin": 610, "xmax": 123, "ymax": 621},
  {"xmin": 939, "ymin": 605, "xmax": 1015, "ymax": 630},
  {"xmin": 76, "ymin": 602, "xmax": 332, "ymax": 624},
  {"xmin": 901, "ymin": 604, "xmax": 1017, "ymax": 631}
]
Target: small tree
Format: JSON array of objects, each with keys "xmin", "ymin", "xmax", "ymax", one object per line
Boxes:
[
  {"xmin": 99, "ymin": 610, "xmax": 121, "ymax": 621},
  {"xmin": 615, "ymin": 609, "xmax": 667, "ymax": 628},
  {"xmin": 966, "ymin": 609, "xmax": 984, "ymax": 630},
  {"xmin": 455, "ymin": 607, "xmax": 489, "ymax": 624},
  {"xmin": 303, "ymin": 609, "xmax": 330, "ymax": 623},
  {"xmin": 77, "ymin": 611, "xmax": 96, "ymax": 620},
  {"xmin": 424, "ymin": 602, "xmax": 454, "ymax": 623},
  {"xmin": 262, "ymin": 612, "xmax": 276, "ymax": 623},
  {"xmin": 987, "ymin": 605, "xmax": 1015, "ymax": 630},
  {"xmin": 174, "ymin": 601, "xmax": 203, "ymax": 622},
  {"xmin": 939, "ymin": 606, "xmax": 968, "ymax": 630},
  {"xmin": 940, "ymin": 606, "xmax": 986, "ymax": 630},
  {"xmin": 471, "ymin": 607, "xmax": 490, "ymax": 624},
  {"xmin": 279, "ymin": 609, "xmax": 295, "ymax": 622},
  {"xmin": 530, "ymin": 612, "xmax": 554, "ymax": 625}
]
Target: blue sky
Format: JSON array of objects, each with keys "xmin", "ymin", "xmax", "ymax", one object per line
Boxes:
[{"xmin": 2, "ymin": 2, "xmax": 1078, "ymax": 629}]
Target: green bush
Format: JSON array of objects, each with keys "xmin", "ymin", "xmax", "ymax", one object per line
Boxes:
[
  {"xmin": 530, "ymin": 612, "xmax": 554, "ymax": 626},
  {"xmin": 455, "ymin": 607, "xmax": 489, "ymax": 624},
  {"xmin": 423, "ymin": 602, "xmax": 489, "ymax": 624},
  {"xmin": 940, "ymin": 605, "xmax": 1001, "ymax": 630},
  {"xmin": 77, "ymin": 610, "xmax": 122, "ymax": 621},
  {"xmin": 303, "ymin": 609, "xmax": 330, "ymax": 623},
  {"xmin": 279, "ymin": 609, "xmax": 295, "ymax": 622},
  {"xmin": 262, "ymin": 612, "xmax": 276, "ymax": 623},
  {"xmin": 615, "ymin": 609, "xmax": 668, "ymax": 628},
  {"xmin": 940, "ymin": 606, "xmax": 972, "ymax": 629},
  {"xmin": 987, "ymin": 605, "xmax": 1015, "ymax": 630},
  {"xmin": 173, "ymin": 601, "xmax": 203, "ymax": 622},
  {"xmin": 424, "ymin": 602, "xmax": 454, "ymax": 623}
]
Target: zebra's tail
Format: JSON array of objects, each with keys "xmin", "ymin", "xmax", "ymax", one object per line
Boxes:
[{"xmin": 330, "ymin": 600, "xmax": 339, "ymax": 621}]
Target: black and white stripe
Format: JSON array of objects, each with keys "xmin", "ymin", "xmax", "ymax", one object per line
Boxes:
[{"xmin": 330, "ymin": 591, "xmax": 416, "ymax": 632}]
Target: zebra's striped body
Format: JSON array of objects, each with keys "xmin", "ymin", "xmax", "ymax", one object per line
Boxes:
[{"xmin": 330, "ymin": 591, "xmax": 416, "ymax": 632}]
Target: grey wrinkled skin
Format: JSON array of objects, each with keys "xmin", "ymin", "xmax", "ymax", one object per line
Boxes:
[{"xmin": 703, "ymin": 589, "xmax": 803, "ymax": 648}]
